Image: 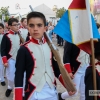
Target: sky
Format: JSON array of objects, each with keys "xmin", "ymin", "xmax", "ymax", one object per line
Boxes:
[{"xmin": 0, "ymin": 0, "xmax": 72, "ymax": 15}]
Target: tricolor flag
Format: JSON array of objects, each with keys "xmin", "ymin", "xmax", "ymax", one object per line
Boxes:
[{"xmin": 54, "ymin": 0, "xmax": 100, "ymax": 54}]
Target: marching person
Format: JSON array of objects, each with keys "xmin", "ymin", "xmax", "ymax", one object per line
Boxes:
[
  {"xmin": 19, "ymin": 18, "xmax": 30, "ymax": 97},
  {"xmin": 85, "ymin": 41, "xmax": 100, "ymax": 100},
  {"xmin": 60, "ymin": 41, "xmax": 90, "ymax": 100},
  {"xmin": 47, "ymin": 22, "xmax": 54, "ymax": 40},
  {"xmin": 19, "ymin": 18, "xmax": 29, "ymax": 98},
  {"xmin": 19, "ymin": 18, "xmax": 28, "ymax": 42},
  {"xmin": 1, "ymin": 18, "xmax": 21, "ymax": 97},
  {"xmin": 14, "ymin": 11, "xmax": 75, "ymax": 100},
  {"xmin": 0, "ymin": 23, "xmax": 6, "ymax": 86}
]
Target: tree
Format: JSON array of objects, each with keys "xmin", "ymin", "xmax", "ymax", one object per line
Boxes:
[
  {"xmin": 0, "ymin": 6, "xmax": 10, "ymax": 22},
  {"xmin": 56, "ymin": 7, "xmax": 66, "ymax": 18}
]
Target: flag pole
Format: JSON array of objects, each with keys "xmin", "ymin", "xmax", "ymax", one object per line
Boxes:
[
  {"xmin": 86, "ymin": 0, "xmax": 97, "ymax": 99},
  {"xmin": 90, "ymin": 38, "xmax": 97, "ymax": 100}
]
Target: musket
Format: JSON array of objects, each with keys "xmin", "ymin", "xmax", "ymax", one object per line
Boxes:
[
  {"xmin": 44, "ymin": 33, "xmax": 76, "ymax": 92},
  {"xmin": 18, "ymin": 13, "xmax": 25, "ymax": 44},
  {"xmin": 29, "ymin": 5, "xmax": 34, "ymax": 12},
  {"xmin": 18, "ymin": 31, "xmax": 25, "ymax": 44},
  {"xmin": 19, "ymin": 13, "xmax": 22, "ymax": 18}
]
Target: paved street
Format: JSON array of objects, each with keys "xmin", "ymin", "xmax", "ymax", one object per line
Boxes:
[{"xmin": 0, "ymin": 38, "xmax": 79, "ymax": 100}]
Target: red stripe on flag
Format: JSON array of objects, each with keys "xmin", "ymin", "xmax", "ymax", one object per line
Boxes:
[
  {"xmin": 69, "ymin": 0, "xmax": 86, "ymax": 9},
  {"xmin": 78, "ymin": 41, "xmax": 97, "ymax": 54}
]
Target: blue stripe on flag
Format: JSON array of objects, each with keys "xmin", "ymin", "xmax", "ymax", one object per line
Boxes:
[
  {"xmin": 54, "ymin": 11, "xmax": 100, "ymax": 44},
  {"xmin": 53, "ymin": 10, "xmax": 72, "ymax": 43},
  {"xmin": 91, "ymin": 15, "xmax": 100, "ymax": 38}
]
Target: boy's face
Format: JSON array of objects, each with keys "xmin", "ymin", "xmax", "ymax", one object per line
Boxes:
[
  {"xmin": 21, "ymin": 19, "xmax": 27, "ymax": 28},
  {"xmin": 0, "ymin": 26, "xmax": 4, "ymax": 34},
  {"xmin": 27, "ymin": 17, "xmax": 46, "ymax": 40},
  {"xmin": 9, "ymin": 22, "xmax": 19, "ymax": 33}
]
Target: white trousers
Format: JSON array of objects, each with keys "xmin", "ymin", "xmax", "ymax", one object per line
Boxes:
[
  {"xmin": 29, "ymin": 83, "xmax": 58, "ymax": 100},
  {"xmin": 0, "ymin": 55, "xmax": 5, "ymax": 82},
  {"xmin": 6, "ymin": 58, "xmax": 16, "ymax": 89},
  {"xmin": 61, "ymin": 67, "xmax": 86, "ymax": 100}
]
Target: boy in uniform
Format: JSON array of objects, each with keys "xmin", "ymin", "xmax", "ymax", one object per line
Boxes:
[
  {"xmin": 60, "ymin": 41, "xmax": 89, "ymax": 100},
  {"xmin": 0, "ymin": 23, "xmax": 6, "ymax": 86},
  {"xmin": 1, "ymin": 18, "xmax": 21, "ymax": 97},
  {"xmin": 19, "ymin": 18, "xmax": 28, "ymax": 42},
  {"xmin": 85, "ymin": 41, "xmax": 100, "ymax": 100},
  {"xmin": 14, "ymin": 12, "xmax": 75, "ymax": 100}
]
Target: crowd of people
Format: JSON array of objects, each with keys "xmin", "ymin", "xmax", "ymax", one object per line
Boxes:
[
  {"xmin": 46, "ymin": 20, "xmax": 64, "ymax": 46},
  {"xmin": 0, "ymin": 11, "xmax": 100, "ymax": 100}
]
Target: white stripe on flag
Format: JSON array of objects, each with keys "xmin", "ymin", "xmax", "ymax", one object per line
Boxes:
[{"xmin": 69, "ymin": 10, "xmax": 91, "ymax": 44}]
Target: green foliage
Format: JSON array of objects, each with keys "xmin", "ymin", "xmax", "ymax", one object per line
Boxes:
[
  {"xmin": 5, "ymin": 16, "xmax": 9, "ymax": 22},
  {"xmin": 56, "ymin": 7, "xmax": 66, "ymax": 18},
  {"xmin": 0, "ymin": 6, "xmax": 10, "ymax": 21}
]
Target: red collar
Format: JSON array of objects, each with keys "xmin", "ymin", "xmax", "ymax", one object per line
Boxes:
[
  {"xmin": 9, "ymin": 30, "xmax": 16, "ymax": 34},
  {"xmin": 30, "ymin": 37, "xmax": 46, "ymax": 44},
  {"xmin": 19, "ymin": 25, "xmax": 26, "ymax": 29}
]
